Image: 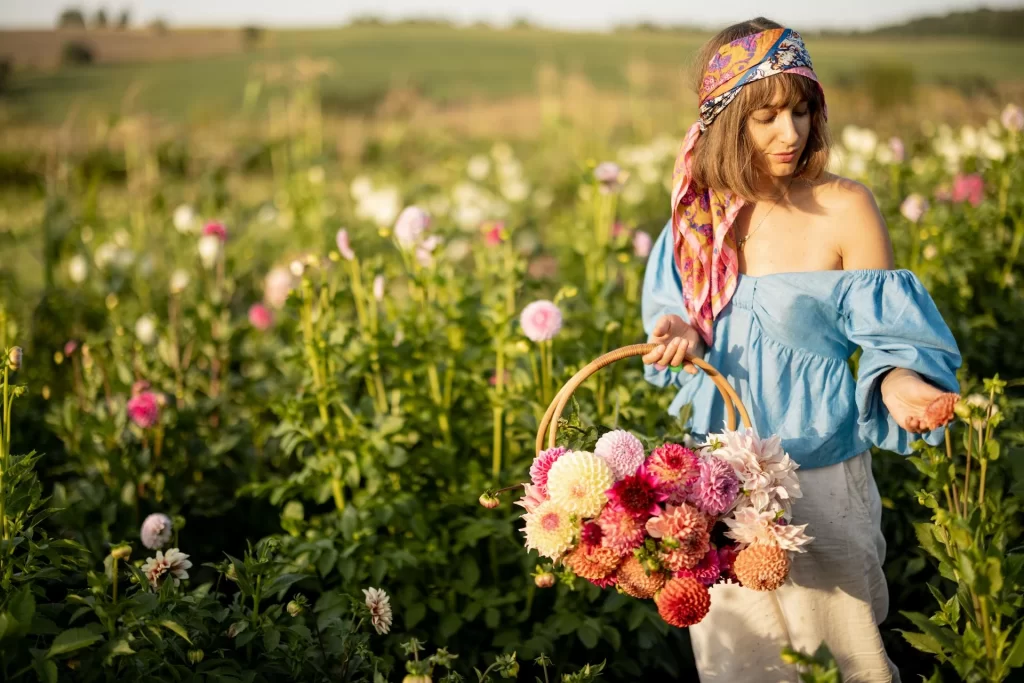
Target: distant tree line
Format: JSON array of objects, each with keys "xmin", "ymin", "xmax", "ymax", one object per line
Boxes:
[{"xmin": 57, "ymin": 7, "xmax": 131, "ymax": 29}]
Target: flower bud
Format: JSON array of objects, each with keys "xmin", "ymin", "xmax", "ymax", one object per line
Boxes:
[
  {"xmin": 7, "ymin": 346, "xmax": 23, "ymax": 371},
  {"xmin": 478, "ymin": 493, "xmax": 500, "ymax": 509},
  {"xmin": 534, "ymin": 572, "xmax": 555, "ymax": 589},
  {"xmin": 188, "ymin": 649, "xmax": 204, "ymax": 664},
  {"xmin": 110, "ymin": 544, "xmax": 132, "ymax": 561},
  {"xmin": 287, "ymin": 600, "xmax": 304, "ymax": 617}
]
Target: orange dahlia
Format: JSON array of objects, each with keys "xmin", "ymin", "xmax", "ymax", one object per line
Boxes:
[
  {"xmin": 655, "ymin": 577, "xmax": 710, "ymax": 627},
  {"xmin": 616, "ymin": 555, "xmax": 666, "ymax": 599},
  {"xmin": 734, "ymin": 543, "xmax": 791, "ymax": 591},
  {"xmin": 564, "ymin": 543, "xmax": 622, "ymax": 580}
]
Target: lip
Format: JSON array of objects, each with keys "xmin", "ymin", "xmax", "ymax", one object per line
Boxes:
[{"xmin": 770, "ymin": 151, "xmax": 798, "ymax": 162}]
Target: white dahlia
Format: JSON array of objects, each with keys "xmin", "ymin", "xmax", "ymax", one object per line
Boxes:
[
  {"xmin": 522, "ymin": 501, "xmax": 576, "ymax": 560},
  {"xmin": 706, "ymin": 428, "xmax": 801, "ymax": 515},
  {"xmin": 724, "ymin": 507, "xmax": 812, "ymax": 553},
  {"xmin": 545, "ymin": 451, "xmax": 615, "ymax": 518}
]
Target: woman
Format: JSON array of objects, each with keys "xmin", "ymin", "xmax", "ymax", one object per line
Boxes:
[{"xmin": 640, "ymin": 18, "xmax": 962, "ymax": 683}]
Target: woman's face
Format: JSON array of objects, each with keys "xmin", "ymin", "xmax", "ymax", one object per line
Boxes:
[{"xmin": 745, "ymin": 97, "xmax": 811, "ymax": 178}]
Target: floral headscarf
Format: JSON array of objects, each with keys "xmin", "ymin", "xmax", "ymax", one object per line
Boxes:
[{"xmin": 670, "ymin": 28, "xmax": 825, "ymax": 347}]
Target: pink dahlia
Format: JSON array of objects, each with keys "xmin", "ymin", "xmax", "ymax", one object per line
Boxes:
[
  {"xmin": 529, "ymin": 446, "xmax": 567, "ymax": 494},
  {"xmin": 689, "ymin": 456, "xmax": 740, "ymax": 516},
  {"xmin": 519, "ymin": 300, "xmax": 562, "ymax": 342},
  {"xmin": 203, "ymin": 221, "xmax": 227, "ymax": 241},
  {"xmin": 597, "ymin": 504, "xmax": 646, "ymax": 553},
  {"xmin": 127, "ymin": 391, "xmax": 160, "ymax": 429},
  {"xmin": 514, "ymin": 483, "xmax": 546, "ymax": 514},
  {"xmin": 248, "ymin": 303, "xmax": 273, "ymax": 331},
  {"xmin": 606, "ymin": 466, "xmax": 667, "ymax": 519},
  {"xmin": 717, "ymin": 544, "xmax": 740, "ymax": 584},
  {"xmin": 580, "ymin": 521, "xmax": 603, "ymax": 547},
  {"xmin": 647, "ymin": 444, "xmax": 700, "ymax": 499},
  {"xmin": 588, "ymin": 575, "xmax": 618, "ymax": 589},
  {"xmin": 677, "ymin": 547, "xmax": 721, "ymax": 587},
  {"xmin": 952, "ymin": 173, "xmax": 984, "ymax": 207},
  {"xmin": 594, "ymin": 430, "xmax": 645, "ymax": 480}
]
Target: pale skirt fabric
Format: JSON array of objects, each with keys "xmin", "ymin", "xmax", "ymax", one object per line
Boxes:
[{"xmin": 689, "ymin": 450, "xmax": 901, "ymax": 683}]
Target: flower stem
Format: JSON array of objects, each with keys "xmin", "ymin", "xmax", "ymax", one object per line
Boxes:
[
  {"xmin": 331, "ymin": 476, "xmax": 345, "ymax": 512},
  {"xmin": 0, "ymin": 363, "xmax": 8, "ymax": 541},
  {"xmin": 963, "ymin": 425, "xmax": 974, "ymax": 517}
]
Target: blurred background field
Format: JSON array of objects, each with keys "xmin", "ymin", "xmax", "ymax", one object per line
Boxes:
[{"xmin": 0, "ymin": 3, "xmax": 1022, "ymax": 682}]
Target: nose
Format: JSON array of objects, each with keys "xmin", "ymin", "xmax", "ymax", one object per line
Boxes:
[{"xmin": 776, "ymin": 111, "xmax": 800, "ymax": 146}]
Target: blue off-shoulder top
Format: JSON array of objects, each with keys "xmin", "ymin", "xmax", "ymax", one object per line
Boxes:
[{"xmin": 641, "ymin": 222, "xmax": 963, "ymax": 470}]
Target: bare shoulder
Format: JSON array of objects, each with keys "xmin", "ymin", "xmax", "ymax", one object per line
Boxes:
[{"xmin": 807, "ymin": 173, "xmax": 895, "ymax": 270}]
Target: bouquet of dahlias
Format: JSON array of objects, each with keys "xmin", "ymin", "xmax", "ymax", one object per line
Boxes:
[{"xmin": 514, "ymin": 427, "xmax": 812, "ymax": 628}]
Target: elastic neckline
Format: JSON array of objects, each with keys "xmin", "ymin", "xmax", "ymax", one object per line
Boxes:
[{"xmin": 739, "ymin": 268, "xmax": 911, "ymax": 280}]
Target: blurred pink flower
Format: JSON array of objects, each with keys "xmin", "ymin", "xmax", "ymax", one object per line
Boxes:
[
  {"xmin": 488, "ymin": 369, "xmax": 512, "ymax": 386},
  {"xmin": 952, "ymin": 173, "xmax": 984, "ymax": 207},
  {"xmin": 633, "ymin": 230, "xmax": 653, "ymax": 258},
  {"xmin": 888, "ymin": 137, "xmax": 905, "ymax": 163},
  {"xmin": 527, "ymin": 255, "xmax": 559, "ymax": 280},
  {"xmin": 131, "ymin": 380, "xmax": 151, "ymax": 396},
  {"xmin": 1001, "ymin": 103, "xmax": 1024, "ymax": 132},
  {"xmin": 127, "ymin": 391, "xmax": 160, "ymax": 429},
  {"xmin": 202, "ymin": 222, "xmax": 227, "ymax": 242},
  {"xmin": 483, "ymin": 221, "xmax": 505, "ymax": 247},
  {"xmin": 415, "ymin": 235, "xmax": 442, "ymax": 267},
  {"xmin": 934, "ymin": 184, "xmax": 952, "ymax": 202},
  {"xmin": 900, "ymin": 194, "xmax": 929, "ymax": 223},
  {"xmin": 519, "ymin": 300, "xmax": 562, "ymax": 342},
  {"xmin": 141, "ymin": 512, "xmax": 173, "ymax": 549},
  {"xmin": 594, "ymin": 162, "xmax": 624, "ymax": 193},
  {"xmin": 335, "ymin": 229, "xmax": 355, "ymax": 261},
  {"xmin": 248, "ymin": 303, "xmax": 274, "ymax": 331},
  {"xmin": 394, "ymin": 206, "xmax": 431, "ymax": 248},
  {"xmin": 611, "ymin": 221, "xmax": 629, "ymax": 238},
  {"xmin": 64, "ymin": 340, "xmax": 78, "ymax": 356},
  {"xmin": 264, "ymin": 267, "xmax": 293, "ymax": 309}
]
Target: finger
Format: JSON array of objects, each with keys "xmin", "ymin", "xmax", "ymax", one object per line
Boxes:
[
  {"xmin": 669, "ymin": 339, "xmax": 690, "ymax": 368},
  {"xmin": 652, "ymin": 316, "xmax": 670, "ymax": 337},
  {"xmin": 642, "ymin": 345, "xmax": 665, "ymax": 365},
  {"xmin": 683, "ymin": 362, "xmax": 698, "ymax": 375},
  {"xmin": 659, "ymin": 338, "xmax": 680, "ymax": 366}
]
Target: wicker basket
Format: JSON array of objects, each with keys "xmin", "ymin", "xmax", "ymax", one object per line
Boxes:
[{"xmin": 535, "ymin": 343, "xmax": 752, "ymax": 455}]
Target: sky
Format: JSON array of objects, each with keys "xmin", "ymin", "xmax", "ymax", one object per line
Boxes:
[{"xmin": 1, "ymin": 0, "xmax": 1020, "ymax": 31}]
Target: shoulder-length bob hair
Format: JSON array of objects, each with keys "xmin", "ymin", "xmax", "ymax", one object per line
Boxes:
[{"xmin": 689, "ymin": 17, "xmax": 832, "ymax": 202}]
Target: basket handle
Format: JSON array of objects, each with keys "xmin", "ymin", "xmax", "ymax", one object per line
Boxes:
[{"xmin": 534, "ymin": 343, "xmax": 752, "ymax": 454}]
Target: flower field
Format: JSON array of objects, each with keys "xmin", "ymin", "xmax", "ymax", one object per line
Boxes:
[{"xmin": 0, "ymin": 63, "xmax": 1023, "ymax": 681}]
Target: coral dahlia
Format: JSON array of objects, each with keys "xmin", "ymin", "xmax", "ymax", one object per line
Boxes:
[
  {"xmin": 646, "ymin": 502, "xmax": 706, "ymax": 541},
  {"xmin": 522, "ymin": 501, "xmax": 576, "ymax": 560},
  {"xmin": 647, "ymin": 443, "xmax": 700, "ymax": 495},
  {"xmin": 546, "ymin": 451, "xmax": 614, "ymax": 518},
  {"xmin": 734, "ymin": 543, "xmax": 791, "ymax": 591},
  {"xmin": 616, "ymin": 555, "xmax": 666, "ymax": 599},
  {"xmin": 564, "ymin": 543, "xmax": 622, "ymax": 580},
  {"xmin": 594, "ymin": 430, "xmax": 646, "ymax": 480},
  {"xmin": 656, "ymin": 577, "xmax": 711, "ymax": 628},
  {"xmin": 606, "ymin": 466, "xmax": 667, "ymax": 519},
  {"xmin": 596, "ymin": 504, "xmax": 646, "ymax": 553}
]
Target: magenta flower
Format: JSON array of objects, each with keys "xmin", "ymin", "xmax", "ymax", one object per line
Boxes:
[
  {"xmin": 336, "ymin": 229, "xmax": 355, "ymax": 261},
  {"xmin": 677, "ymin": 547, "xmax": 721, "ymax": 587},
  {"xmin": 606, "ymin": 466, "xmax": 667, "ymax": 519},
  {"xmin": 248, "ymin": 303, "xmax": 273, "ymax": 331},
  {"xmin": 127, "ymin": 391, "xmax": 160, "ymax": 429},
  {"xmin": 64, "ymin": 340, "xmax": 78, "ymax": 356},
  {"xmin": 952, "ymin": 173, "xmax": 984, "ymax": 207},
  {"xmin": 633, "ymin": 230, "xmax": 652, "ymax": 258},
  {"xmin": 581, "ymin": 521, "xmax": 603, "ymax": 547},
  {"xmin": 689, "ymin": 456, "xmax": 740, "ymax": 516},
  {"xmin": 530, "ymin": 446, "xmax": 567, "ymax": 493},
  {"xmin": 483, "ymin": 221, "xmax": 505, "ymax": 247},
  {"xmin": 202, "ymin": 222, "xmax": 227, "ymax": 242},
  {"xmin": 394, "ymin": 206, "xmax": 431, "ymax": 248},
  {"xmin": 519, "ymin": 300, "xmax": 562, "ymax": 342}
]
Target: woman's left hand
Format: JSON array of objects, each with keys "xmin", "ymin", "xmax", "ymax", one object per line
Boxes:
[{"xmin": 880, "ymin": 368, "xmax": 960, "ymax": 433}]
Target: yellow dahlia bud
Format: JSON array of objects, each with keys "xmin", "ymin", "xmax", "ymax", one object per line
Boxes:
[
  {"xmin": 734, "ymin": 543, "xmax": 791, "ymax": 591},
  {"xmin": 110, "ymin": 544, "xmax": 132, "ymax": 561},
  {"xmin": 535, "ymin": 572, "xmax": 556, "ymax": 588},
  {"xmin": 7, "ymin": 346, "xmax": 23, "ymax": 371},
  {"xmin": 478, "ymin": 493, "xmax": 500, "ymax": 509}
]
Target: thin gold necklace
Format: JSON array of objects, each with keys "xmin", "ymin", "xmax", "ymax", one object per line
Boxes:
[{"xmin": 737, "ymin": 178, "xmax": 794, "ymax": 252}]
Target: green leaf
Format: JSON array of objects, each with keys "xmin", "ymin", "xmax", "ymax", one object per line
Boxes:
[
  {"xmin": 578, "ymin": 623, "xmax": 599, "ymax": 649},
  {"xmin": 984, "ymin": 439, "xmax": 999, "ymax": 461},
  {"xmin": 1005, "ymin": 626, "xmax": 1024, "ymax": 668},
  {"xmin": 263, "ymin": 627, "xmax": 281, "ymax": 651},
  {"xmin": 900, "ymin": 611, "xmax": 956, "ymax": 652},
  {"xmin": 914, "ymin": 523, "xmax": 950, "ymax": 563},
  {"xmin": 899, "ymin": 630, "xmax": 945, "ymax": 656},
  {"xmin": 47, "ymin": 628, "xmax": 103, "ymax": 657},
  {"xmin": 33, "ymin": 658, "xmax": 57, "ymax": 683},
  {"xmin": 406, "ymin": 602, "xmax": 426, "ymax": 629},
  {"xmin": 159, "ymin": 620, "xmax": 192, "ymax": 644}
]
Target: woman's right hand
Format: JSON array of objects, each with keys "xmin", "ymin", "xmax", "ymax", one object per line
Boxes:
[{"xmin": 641, "ymin": 314, "xmax": 705, "ymax": 375}]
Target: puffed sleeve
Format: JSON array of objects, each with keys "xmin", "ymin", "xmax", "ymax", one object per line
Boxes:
[
  {"xmin": 840, "ymin": 270, "xmax": 962, "ymax": 454},
  {"xmin": 641, "ymin": 221, "xmax": 703, "ymax": 390}
]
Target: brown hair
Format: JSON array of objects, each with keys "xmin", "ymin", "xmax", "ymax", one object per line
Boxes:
[{"xmin": 689, "ymin": 17, "xmax": 832, "ymax": 202}]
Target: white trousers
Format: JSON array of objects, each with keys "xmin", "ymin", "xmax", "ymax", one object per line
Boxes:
[{"xmin": 690, "ymin": 451, "xmax": 901, "ymax": 683}]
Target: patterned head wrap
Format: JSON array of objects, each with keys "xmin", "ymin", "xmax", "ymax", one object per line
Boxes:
[{"xmin": 670, "ymin": 28, "xmax": 825, "ymax": 347}]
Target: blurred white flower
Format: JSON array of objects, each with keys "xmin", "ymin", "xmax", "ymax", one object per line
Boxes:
[
  {"xmin": 173, "ymin": 205, "xmax": 196, "ymax": 233},
  {"xmin": 959, "ymin": 125, "xmax": 979, "ymax": 155},
  {"xmin": 170, "ymin": 269, "xmax": 190, "ymax": 294},
  {"xmin": 841, "ymin": 125, "xmax": 878, "ymax": 158},
  {"xmin": 356, "ymin": 187, "xmax": 401, "ymax": 227},
  {"xmin": 135, "ymin": 315, "xmax": 157, "ymax": 345},
  {"xmin": 113, "ymin": 229, "xmax": 131, "ymax": 248},
  {"xmin": 68, "ymin": 254, "xmax": 88, "ymax": 284},
  {"xmin": 445, "ymin": 238, "xmax": 472, "ymax": 262},
  {"xmin": 633, "ymin": 230, "xmax": 653, "ymax": 258},
  {"xmin": 846, "ymin": 154, "xmax": 867, "ymax": 178},
  {"xmin": 372, "ymin": 275, "xmax": 385, "ymax": 301},
  {"xmin": 257, "ymin": 204, "xmax": 278, "ymax": 225},
  {"xmin": 197, "ymin": 235, "xmax": 221, "ymax": 270},
  {"xmin": 467, "ymin": 154, "xmax": 491, "ymax": 180},
  {"xmin": 415, "ymin": 235, "xmax": 442, "ymax": 268},
  {"xmin": 94, "ymin": 242, "xmax": 117, "ymax": 269},
  {"xmin": 1001, "ymin": 103, "xmax": 1024, "ymax": 132},
  {"xmin": 923, "ymin": 244, "xmax": 939, "ymax": 260},
  {"xmin": 887, "ymin": 137, "xmax": 905, "ymax": 164},
  {"xmin": 621, "ymin": 181, "xmax": 645, "ymax": 206},
  {"xmin": 900, "ymin": 194, "xmax": 929, "ymax": 223},
  {"xmin": 307, "ymin": 166, "xmax": 325, "ymax": 185},
  {"xmin": 491, "ymin": 142, "xmax": 514, "ymax": 163},
  {"xmin": 826, "ymin": 147, "xmax": 846, "ymax": 174},
  {"xmin": 349, "ymin": 175, "xmax": 373, "ymax": 200},
  {"xmin": 114, "ymin": 248, "xmax": 136, "ymax": 270},
  {"xmin": 289, "ymin": 259, "xmax": 305, "ymax": 277},
  {"xmin": 978, "ymin": 131, "xmax": 1006, "ymax": 161},
  {"xmin": 532, "ymin": 188, "xmax": 554, "ymax": 210},
  {"xmin": 501, "ymin": 178, "xmax": 529, "ymax": 203},
  {"xmin": 141, "ymin": 512, "xmax": 173, "ymax": 549},
  {"xmin": 394, "ymin": 206, "xmax": 431, "ymax": 248},
  {"xmin": 264, "ymin": 267, "xmax": 293, "ymax": 309}
]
